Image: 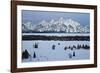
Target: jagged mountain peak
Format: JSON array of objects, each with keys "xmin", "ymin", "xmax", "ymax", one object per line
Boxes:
[
  {"xmin": 50, "ymin": 19, "xmax": 55, "ymax": 24},
  {"xmin": 22, "ymin": 17, "xmax": 90, "ymax": 33},
  {"xmin": 39, "ymin": 20, "xmax": 47, "ymax": 24}
]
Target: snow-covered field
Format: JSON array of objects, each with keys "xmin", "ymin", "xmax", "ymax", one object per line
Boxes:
[
  {"xmin": 22, "ymin": 33, "xmax": 90, "ymax": 36},
  {"xmin": 22, "ymin": 40, "xmax": 90, "ymax": 62}
]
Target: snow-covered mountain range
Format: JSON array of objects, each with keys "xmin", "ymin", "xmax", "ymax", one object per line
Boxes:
[{"xmin": 22, "ymin": 17, "xmax": 90, "ymax": 33}]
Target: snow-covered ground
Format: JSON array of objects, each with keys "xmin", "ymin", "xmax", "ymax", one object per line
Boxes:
[
  {"xmin": 22, "ymin": 33, "xmax": 90, "ymax": 36},
  {"xmin": 22, "ymin": 40, "xmax": 90, "ymax": 62}
]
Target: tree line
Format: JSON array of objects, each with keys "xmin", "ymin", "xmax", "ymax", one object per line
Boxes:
[{"xmin": 22, "ymin": 35, "xmax": 90, "ymax": 41}]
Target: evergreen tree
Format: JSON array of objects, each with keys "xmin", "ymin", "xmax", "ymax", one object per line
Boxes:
[
  {"xmin": 33, "ymin": 52, "xmax": 36, "ymax": 58},
  {"xmin": 73, "ymin": 51, "xmax": 75, "ymax": 56},
  {"xmin": 68, "ymin": 46, "xmax": 71, "ymax": 49},
  {"xmin": 64, "ymin": 46, "xmax": 67, "ymax": 50},
  {"xmin": 58, "ymin": 43, "xmax": 60, "ymax": 45},
  {"xmin": 52, "ymin": 45, "xmax": 55, "ymax": 50},
  {"xmin": 34, "ymin": 43, "xmax": 38, "ymax": 48},
  {"xmin": 77, "ymin": 44, "xmax": 81, "ymax": 49},
  {"xmin": 73, "ymin": 45, "xmax": 76, "ymax": 49},
  {"xmin": 22, "ymin": 49, "xmax": 30, "ymax": 59},
  {"xmin": 88, "ymin": 45, "xmax": 90, "ymax": 49},
  {"xmin": 68, "ymin": 53, "xmax": 72, "ymax": 58},
  {"xmin": 82, "ymin": 44, "xmax": 85, "ymax": 49},
  {"xmin": 84, "ymin": 45, "xmax": 90, "ymax": 49},
  {"xmin": 71, "ymin": 47, "xmax": 73, "ymax": 50}
]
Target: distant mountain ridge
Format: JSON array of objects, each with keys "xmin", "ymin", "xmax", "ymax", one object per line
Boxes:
[{"xmin": 22, "ymin": 17, "xmax": 90, "ymax": 33}]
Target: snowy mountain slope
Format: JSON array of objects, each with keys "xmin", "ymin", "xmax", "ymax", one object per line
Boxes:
[{"xmin": 22, "ymin": 17, "xmax": 90, "ymax": 33}]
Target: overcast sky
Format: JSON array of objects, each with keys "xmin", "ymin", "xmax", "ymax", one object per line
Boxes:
[{"xmin": 22, "ymin": 10, "xmax": 90, "ymax": 26}]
